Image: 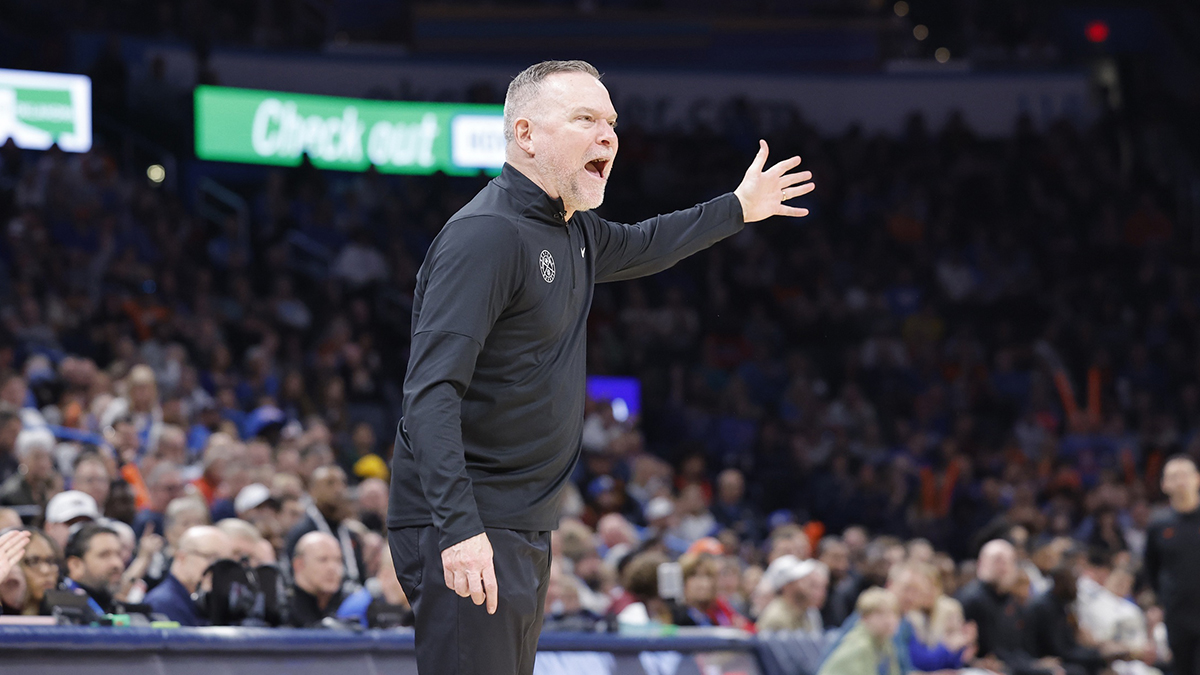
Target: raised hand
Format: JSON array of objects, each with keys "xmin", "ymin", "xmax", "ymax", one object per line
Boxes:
[
  {"xmin": 733, "ymin": 139, "xmax": 815, "ymax": 223},
  {"xmin": 441, "ymin": 532, "xmax": 498, "ymax": 615},
  {"xmin": 0, "ymin": 529, "xmax": 31, "ymax": 581},
  {"xmin": 136, "ymin": 522, "xmax": 164, "ymax": 561}
]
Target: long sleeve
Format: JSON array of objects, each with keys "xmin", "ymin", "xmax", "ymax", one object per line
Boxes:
[
  {"xmin": 589, "ymin": 193, "xmax": 744, "ymax": 283},
  {"xmin": 1142, "ymin": 520, "xmax": 1161, "ymax": 595},
  {"xmin": 958, "ymin": 590, "xmax": 993, "ymax": 658},
  {"xmin": 403, "ymin": 216, "xmax": 524, "ymax": 551}
]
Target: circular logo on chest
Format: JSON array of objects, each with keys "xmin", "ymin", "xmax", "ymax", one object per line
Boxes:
[{"xmin": 539, "ymin": 249, "xmax": 556, "ymax": 283}]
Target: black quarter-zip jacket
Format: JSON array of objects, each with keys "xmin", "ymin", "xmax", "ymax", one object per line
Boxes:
[
  {"xmin": 389, "ymin": 163, "xmax": 745, "ymax": 550},
  {"xmin": 1143, "ymin": 505, "xmax": 1200, "ymax": 629}
]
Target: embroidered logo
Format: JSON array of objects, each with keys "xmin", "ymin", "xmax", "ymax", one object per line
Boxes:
[
  {"xmin": 581, "ymin": 247, "xmax": 586, "ymax": 259},
  {"xmin": 539, "ymin": 250, "xmax": 556, "ymax": 283}
]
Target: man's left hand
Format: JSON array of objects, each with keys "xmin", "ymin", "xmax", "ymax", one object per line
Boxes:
[{"xmin": 733, "ymin": 139, "xmax": 815, "ymax": 223}]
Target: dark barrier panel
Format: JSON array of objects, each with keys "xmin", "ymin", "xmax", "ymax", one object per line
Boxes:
[{"xmin": 0, "ymin": 627, "xmax": 762, "ymax": 675}]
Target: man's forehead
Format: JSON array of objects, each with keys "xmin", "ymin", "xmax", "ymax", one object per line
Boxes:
[
  {"xmin": 93, "ymin": 533, "xmax": 121, "ymax": 549},
  {"xmin": 542, "ymin": 72, "xmax": 615, "ymax": 112}
]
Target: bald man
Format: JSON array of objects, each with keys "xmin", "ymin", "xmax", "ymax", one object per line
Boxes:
[
  {"xmin": 145, "ymin": 525, "xmax": 232, "ymax": 626},
  {"xmin": 1145, "ymin": 455, "xmax": 1200, "ymax": 675},
  {"xmin": 289, "ymin": 531, "xmax": 346, "ymax": 627},
  {"xmin": 0, "ymin": 507, "xmax": 20, "ymax": 531},
  {"xmin": 388, "ymin": 58, "xmax": 814, "ymax": 675},
  {"xmin": 959, "ymin": 539, "xmax": 1065, "ymax": 675}
]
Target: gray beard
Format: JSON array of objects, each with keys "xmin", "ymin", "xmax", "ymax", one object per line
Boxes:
[
  {"xmin": 564, "ymin": 177, "xmax": 605, "ymax": 213},
  {"xmin": 537, "ymin": 156, "xmax": 605, "ymax": 213}
]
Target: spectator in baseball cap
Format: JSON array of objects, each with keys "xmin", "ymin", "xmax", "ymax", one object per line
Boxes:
[
  {"xmin": 234, "ymin": 483, "xmax": 277, "ymax": 520},
  {"xmin": 44, "ymin": 490, "xmax": 101, "ymax": 549},
  {"xmin": 756, "ymin": 556, "xmax": 828, "ymax": 632}
]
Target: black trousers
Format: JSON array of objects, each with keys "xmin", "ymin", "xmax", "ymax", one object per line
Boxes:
[
  {"xmin": 1168, "ymin": 620, "xmax": 1200, "ymax": 675},
  {"xmin": 389, "ymin": 526, "xmax": 552, "ymax": 675}
]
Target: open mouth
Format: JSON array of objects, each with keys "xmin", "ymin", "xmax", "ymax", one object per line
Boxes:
[{"xmin": 584, "ymin": 158, "xmax": 610, "ymax": 180}]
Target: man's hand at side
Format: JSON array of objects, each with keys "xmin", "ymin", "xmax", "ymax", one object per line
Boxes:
[
  {"xmin": 733, "ymin": 139, "xmax": 815, "ymax": 223},
  {"xmin": 442, "ymin": 532, "xmax": 499, "ymax": 614}
]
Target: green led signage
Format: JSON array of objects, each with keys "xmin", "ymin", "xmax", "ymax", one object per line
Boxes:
[{"xmin": 194, "ymin": 85, "xmax": 505, "ymax": 175}]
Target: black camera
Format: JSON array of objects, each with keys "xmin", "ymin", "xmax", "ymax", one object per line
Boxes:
[{"xmin": 195, "ymin": 559, "xmax": 290, "ymax": 627}]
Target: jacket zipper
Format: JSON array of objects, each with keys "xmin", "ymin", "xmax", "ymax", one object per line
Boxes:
[{"xmin": 567, "ymin": 219, "xmax": 577, "ymax": 291}]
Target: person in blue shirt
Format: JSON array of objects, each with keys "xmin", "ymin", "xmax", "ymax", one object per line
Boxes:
[{"xmin": 145, "ymin": 525, "xmax": 232, "ymax": 626}]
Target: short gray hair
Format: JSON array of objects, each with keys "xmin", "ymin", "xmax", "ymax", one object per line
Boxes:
[
  {"xmin": 503, "ymin": 60, "xmax": 601, "ymax": 143},
  {"xmin": 15, "ymin": 428, "xmax": 55, "ymax": 460}
]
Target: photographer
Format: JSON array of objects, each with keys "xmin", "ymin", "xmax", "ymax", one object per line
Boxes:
[
  {"xmin": 144, "ymin": 525, "xmax": 232, "ymax": 626},
  {"xmin": 289, "ymin": 531, "xmax": 345, "ymax": 627}
]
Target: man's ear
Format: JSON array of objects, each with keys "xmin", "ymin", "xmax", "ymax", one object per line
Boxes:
[{"xmin": 514, "ymin": 118, "xmax": 535, "ymax": 156}]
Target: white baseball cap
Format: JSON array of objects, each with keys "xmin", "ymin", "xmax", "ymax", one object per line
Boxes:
[
  {"xmin": 45, "ymin": 490, "xmax": 101, "ymax": 524},
  {"xmin": 769, "ymin": 557, "xmax": 828, "ymax": 593},
  {"xmin": 234, "ymin": 483, "xmax": 275, "ymax": 514},
  {"xmin": 643, "ymin": 496, "xmax": 675, "ymax": 522}
]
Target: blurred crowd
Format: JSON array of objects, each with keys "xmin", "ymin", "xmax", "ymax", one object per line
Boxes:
[{"xmin": 0, "ymin": 0, "xmax": 1115, "ymax": 76}]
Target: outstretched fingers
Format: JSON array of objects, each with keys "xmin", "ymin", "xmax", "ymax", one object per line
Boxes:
[
  {"xmin": 783, "ymin": 183, "xmax": 816, "ymax": 201},
  {"xmin": 781, "ymin": 170, "xmax": 813, "ymax": 188},
  {"xmin": 767, "ymin": 155, "xmax": 802, "ymax": 177},
  {"xmin": 777, "ymin": 206, "xmax": 810, "ymax": 218},
  {"xmin": 747, "ymin": 139, "xmax": 769, "ymax": 174}
]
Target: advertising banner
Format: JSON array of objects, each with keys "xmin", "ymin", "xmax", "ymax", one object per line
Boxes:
[
  {"xmin": 194, "ymin": 85, "xmax": 505, "ymax": 175},
  {"xmin": 0, "ymin": 68, "xmax": 92, "ymax": 152}
]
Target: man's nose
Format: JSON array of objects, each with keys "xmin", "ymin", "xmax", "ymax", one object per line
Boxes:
[{"xmin": 597, "ymin": 124, "xmax": 617, "ymax": 148}]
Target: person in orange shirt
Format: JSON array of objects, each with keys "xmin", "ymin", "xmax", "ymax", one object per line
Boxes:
[{"xmin": 191, "ymin": 438, "xmax": 233, "ymax": 507}]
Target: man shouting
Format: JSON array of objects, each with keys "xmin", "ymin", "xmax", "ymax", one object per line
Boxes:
[{"xmin": 388, "ymin": 59, "xmax": 814, "ymax": 675}]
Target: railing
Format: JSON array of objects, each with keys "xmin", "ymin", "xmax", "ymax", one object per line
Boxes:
[
  {"xmin": 0, "ymin": 625, "xmax": 765, "ymax": 675},
  {"xmin": 194, "ymin": 176, "xmax": 250, "ymax": 257}
]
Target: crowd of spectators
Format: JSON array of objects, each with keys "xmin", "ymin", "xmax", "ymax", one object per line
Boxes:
[{"xmin": 0, "ymin": 32, "xmax": 1195, "ymax": 670}]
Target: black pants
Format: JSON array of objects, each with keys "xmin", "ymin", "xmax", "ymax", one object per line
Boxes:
[
  {"xmin": 1168, "ymin": 619, "xmax": 1200, "ymax": 675},
  {"xmin": 389, "ymin": 526, "xmax": 552, "ymax": 675}
]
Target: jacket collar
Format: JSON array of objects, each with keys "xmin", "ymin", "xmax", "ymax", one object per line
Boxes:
[{"xmin": 494, "ymin": 163, "xmax": 568, "ymax": 226}]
